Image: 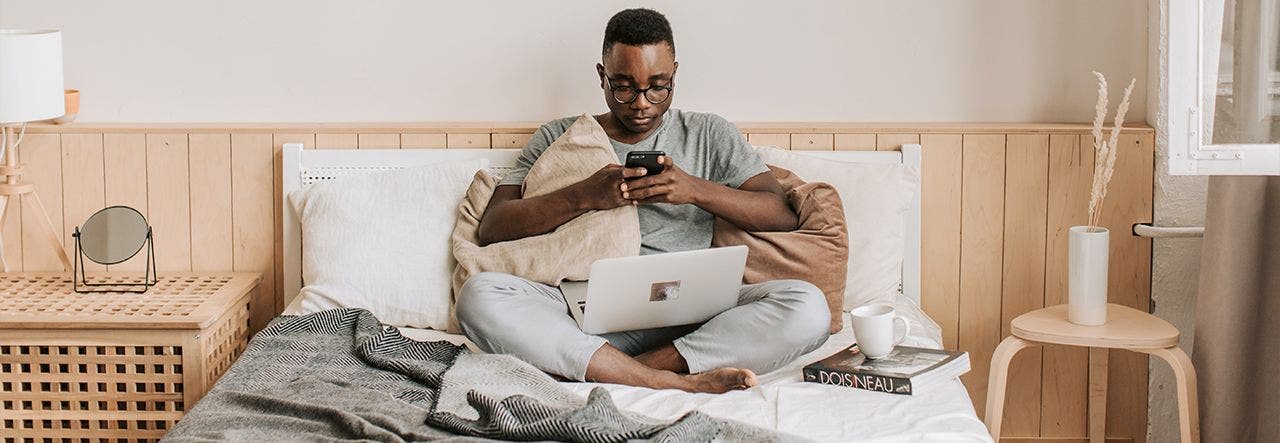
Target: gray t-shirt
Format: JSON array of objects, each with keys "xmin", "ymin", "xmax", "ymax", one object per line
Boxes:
[{"xmin": 500, "ymin": 109, "xmax": 769, "ymax": 255}]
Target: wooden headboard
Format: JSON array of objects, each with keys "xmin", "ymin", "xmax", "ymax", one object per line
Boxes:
[{"xmin": 19, "ymin": 121, "xmax": 1153, "ymax": 441}]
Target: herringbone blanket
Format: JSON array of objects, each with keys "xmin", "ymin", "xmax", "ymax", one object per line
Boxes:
[{"xmin": 163, "ymin": 309, "xmax": 801, "ymax": 442}]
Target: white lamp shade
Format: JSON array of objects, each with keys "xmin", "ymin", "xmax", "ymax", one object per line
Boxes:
[{"xmin": 0, "ymin": 30, "xmax": 65, "ymax": 124}]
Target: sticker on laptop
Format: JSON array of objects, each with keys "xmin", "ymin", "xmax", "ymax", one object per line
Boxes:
[{"xmin": 649, "ymin": 280, "xmax": 681, "ymax": 302}]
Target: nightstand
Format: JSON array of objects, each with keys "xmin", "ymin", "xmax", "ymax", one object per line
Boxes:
[
  {"xmin": 0, "ymin": 272, "xmax": 261, "ymax": 442},
  {"xmin": 984, "ymin": 303, "xmax": 1198, "ymax": 443}
]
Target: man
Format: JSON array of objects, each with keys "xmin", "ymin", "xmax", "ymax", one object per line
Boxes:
[{"xmin": 455, "ymin": 8, "xmax": 829, "ymax": 393}]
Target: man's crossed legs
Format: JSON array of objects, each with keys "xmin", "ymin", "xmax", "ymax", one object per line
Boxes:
[{"xmin": 456, "ymin": 271, "xmax": 830, "ymax": 393}]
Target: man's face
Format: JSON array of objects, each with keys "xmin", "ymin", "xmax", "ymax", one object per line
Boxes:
[{"xmin": 598, "ymin": 42, "xmax": 677, "ymax": 135}]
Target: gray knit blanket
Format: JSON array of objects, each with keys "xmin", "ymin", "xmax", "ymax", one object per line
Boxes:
[{"xmin": 163, "ymin": 308, "xmax": 800, "ymax": 442}]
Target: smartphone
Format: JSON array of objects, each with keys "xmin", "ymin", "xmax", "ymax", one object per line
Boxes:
[{"xmin": 624, "ymin": 151, "xmax": 665, "ymax": 178}]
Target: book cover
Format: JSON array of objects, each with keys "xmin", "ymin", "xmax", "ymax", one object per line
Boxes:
[{"xmin": 802, "ymin": 345, "xmax": 968, "ymax": 395}]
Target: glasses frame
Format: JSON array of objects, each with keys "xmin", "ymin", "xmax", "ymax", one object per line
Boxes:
[{"xmin": 602, "ymin": 71, "xmax": 674, "ymax": 105}]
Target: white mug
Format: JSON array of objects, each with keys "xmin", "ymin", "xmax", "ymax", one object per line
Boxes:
[{"xmin": 850, "ymin": 303, "xmax": 912, "ymax": 359}]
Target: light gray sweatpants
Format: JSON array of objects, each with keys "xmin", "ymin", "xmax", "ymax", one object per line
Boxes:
[{"xmin": 455, "ymin": 271, "xmax": 831, "ymax": 381}]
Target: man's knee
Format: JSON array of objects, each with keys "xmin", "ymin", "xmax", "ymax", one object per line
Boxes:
[
  {"xmin": 455, "ymin": 272, "xmax": 522, "ymax": 333},
  {"xmin": 768, "ymin": 279, "xmax": 832, "ymax": 343}
]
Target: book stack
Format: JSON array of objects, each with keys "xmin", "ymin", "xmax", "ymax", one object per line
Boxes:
[{"xmin": 802, "ymin": 345, "xmax": 970, "ymax": 395}]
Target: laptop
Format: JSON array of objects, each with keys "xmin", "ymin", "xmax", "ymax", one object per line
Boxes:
[{"xmin": 560, "ymin": 245, "xmax": 748, "ymax": 334}]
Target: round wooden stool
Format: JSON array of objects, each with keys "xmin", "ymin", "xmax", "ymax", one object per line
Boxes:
[{"xmin": 984, "ymin": 303, "xmax": 1198, "ymax": 443}]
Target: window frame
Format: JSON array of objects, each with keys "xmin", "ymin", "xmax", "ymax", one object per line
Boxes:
[{"xmin": 1168, "ymin": 0, "xmax": 1280, "ymax": 175}]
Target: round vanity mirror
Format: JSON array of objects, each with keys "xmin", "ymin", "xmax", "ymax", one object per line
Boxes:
[{"xmin": 78, "ymin": 206, "xmax": 150, "ymax": 265}]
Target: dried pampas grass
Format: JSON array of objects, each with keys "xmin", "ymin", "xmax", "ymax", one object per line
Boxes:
[{"xmin": 1086, "ymin": 72, "xmax": 1135, "ymax": 231}]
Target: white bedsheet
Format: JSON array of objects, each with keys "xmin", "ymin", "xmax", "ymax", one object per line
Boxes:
[{"xmin": 398, "ymin": 295, "xmax": 992, "ymax": 443}]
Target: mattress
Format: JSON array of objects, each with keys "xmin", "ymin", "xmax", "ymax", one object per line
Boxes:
[{"xmin": 398, "ymin": 295, "xmax": 992, "ymax": 443}]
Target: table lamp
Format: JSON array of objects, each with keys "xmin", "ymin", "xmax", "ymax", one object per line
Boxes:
[{"xmin": 0, "ymin": 30, "xmax": 72, "ymax": 271}]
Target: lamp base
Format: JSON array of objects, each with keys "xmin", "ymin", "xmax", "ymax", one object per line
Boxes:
[{"xmin": 0, "ymin": 124, "xmax": 72, "ymax": 272}]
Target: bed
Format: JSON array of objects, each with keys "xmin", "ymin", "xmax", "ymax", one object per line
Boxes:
[
  {"xmin": 397, "ymin": 299, "xmax": 987, "ymax": 442},
  {"xmin": 167, "ymin": 143, "xmax": 991, "ymax": 442}
]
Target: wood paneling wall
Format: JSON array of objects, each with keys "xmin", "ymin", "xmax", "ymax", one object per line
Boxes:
[{"xmin": 20, "ymin": 122, "xmax": 1153, "ymax": 441}]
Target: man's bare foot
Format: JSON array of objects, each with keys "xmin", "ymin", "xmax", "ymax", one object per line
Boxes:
[
  {"xmin": 584, "ymin": 344, "xmax": 755, "ymax": 393},
  {"xmin": 679, "ymin": 367, "xmax": 757, "ymax": 393}
]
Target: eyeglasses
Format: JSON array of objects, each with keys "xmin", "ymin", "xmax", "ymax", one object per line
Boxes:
[{"xmin": 603, "ymin": 72, "xmax": 674, "ymax": 104}]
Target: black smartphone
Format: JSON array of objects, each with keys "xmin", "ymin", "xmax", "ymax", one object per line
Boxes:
[{"xmin": 624, "ymin": 151, "xmax": 665, "ymax": 178}]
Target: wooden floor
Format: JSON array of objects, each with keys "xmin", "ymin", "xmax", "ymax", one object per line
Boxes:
[{"xmin": 19, "ymin": 122, "xmax": 1154, "ymax": 441}]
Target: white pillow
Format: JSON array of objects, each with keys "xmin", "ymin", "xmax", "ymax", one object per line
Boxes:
[
  {"xmin": 282, "ymin": 158, "xmax": 488, "ymax": 329},
  {"xmin": 753, "ymin": 146, "xmax": 918, "ymax": 309}
]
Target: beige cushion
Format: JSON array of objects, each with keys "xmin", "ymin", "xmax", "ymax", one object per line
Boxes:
[{"xmin": 450, "ymin": 115, "xmax": 641, "ymax": 330}]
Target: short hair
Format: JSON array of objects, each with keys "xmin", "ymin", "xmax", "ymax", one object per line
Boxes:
[{"xmin": 602, "ymin": 8, "xmax": 675, "ymax": 57}]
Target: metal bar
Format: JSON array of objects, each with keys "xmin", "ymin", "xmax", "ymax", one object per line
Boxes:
[{"xmin": 1132, "ymin": 223, "xmax": 1205, "ymax": 238}]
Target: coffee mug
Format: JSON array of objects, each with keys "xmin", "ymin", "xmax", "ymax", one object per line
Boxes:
[{"xmin": 850, "ymin": 303, "xmax": 912, "ymax": 359}]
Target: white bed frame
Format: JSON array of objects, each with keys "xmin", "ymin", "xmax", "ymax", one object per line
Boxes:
[{"xmin": 281, "ymin": 143, "xmax": 922, "ymax": 306}]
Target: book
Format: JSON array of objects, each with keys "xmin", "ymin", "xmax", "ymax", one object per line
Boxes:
[{"xmin": 802, "ymin": 344, "xmax": 970, "ymax": 395}]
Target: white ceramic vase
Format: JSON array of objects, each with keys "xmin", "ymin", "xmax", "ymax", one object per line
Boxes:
[{"xmin": 1068, "ymin": 226, "xmax": 1109, "ymax": 325}]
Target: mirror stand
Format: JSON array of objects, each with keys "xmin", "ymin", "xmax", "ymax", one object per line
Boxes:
[{"xmin": 72, "ymin": 226, "xmax": 158, "ymax": 294}]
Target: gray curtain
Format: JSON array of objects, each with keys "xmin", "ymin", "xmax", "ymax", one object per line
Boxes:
[{"xmin": 1193, "ymin": 176, "xmax": 1280, "ymax": 442}]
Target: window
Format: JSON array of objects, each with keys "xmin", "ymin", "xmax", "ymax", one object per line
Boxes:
[{"xmin": 1169, "ymin": 0, "xmax": 1280, "ymax": 175}]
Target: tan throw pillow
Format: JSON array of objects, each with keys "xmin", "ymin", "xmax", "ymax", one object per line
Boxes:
[
  {"xmin": 711, "ymin": 166, "xmax": 850, "ymax": 333},
  {"xmin": 450, "ymin": 115, "xmax": 641, "ymax": 331}
]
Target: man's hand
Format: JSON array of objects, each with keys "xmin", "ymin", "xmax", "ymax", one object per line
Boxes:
[
  {"xmin": 622, "ymin": 156, "xmax": 707, "ymax": 205},
  {"xmin": 574, "ymin": 164, "xmax": 649, "ymax": 210}
]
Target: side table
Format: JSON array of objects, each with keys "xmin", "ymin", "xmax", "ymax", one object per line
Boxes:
[
  {"xmin": 984, "ymin": 303, "xmax": 1198, "ymax": 443},
  {"xmin": 0, "ymin": 272, "xmax": 261, "ymax": 442}
]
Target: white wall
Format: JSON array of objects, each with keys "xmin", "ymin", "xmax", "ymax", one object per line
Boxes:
[
  {"xmin": 1146, "ymin": 2, "xmax": 1206, "ymax": 442},
  {"xmin": 0, "ymin": 0, "xmax": 1147, "ymax": 123}
]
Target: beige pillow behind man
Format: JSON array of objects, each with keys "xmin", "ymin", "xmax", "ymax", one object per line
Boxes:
[{"xmin": 450, "ymin": 115, "xmax": 641, "ymax": 330}]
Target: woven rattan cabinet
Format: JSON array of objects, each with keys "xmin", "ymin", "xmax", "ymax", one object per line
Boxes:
[{"xmin": 0, "ymin": 272, "xmax": 260, "ymax": 442}]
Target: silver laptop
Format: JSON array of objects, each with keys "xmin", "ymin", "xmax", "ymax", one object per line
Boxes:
[{"xmin": 560, "ymin": 245, "xmax": 748, "ymax": 334}]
